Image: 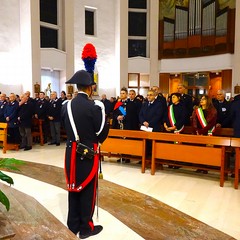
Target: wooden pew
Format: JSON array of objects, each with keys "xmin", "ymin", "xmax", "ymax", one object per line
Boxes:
[
  {"xmin": 100, "ymin": 129, "xmax": 148, "ymax": 173},
  {"xmin": 0, "ymin": 122, "xmax": 19, "ymax": 153},
  {"xmin": 31, "ymin": 118, "xmax": 44, "ymax": 146},
  {"xmin": 101, "ymin": 129, "xmax": 231, "ymax": 187},
  {"xmin": 230, "ymin": 138, "xmax": 240, "ymax": 189},
  {"xmin": 149, "ymin": 132, "xmax": 231, "ymax": 187},
  {"xmin": 182, "ymin": 126, "xmax": 234, "ymax": 137}
]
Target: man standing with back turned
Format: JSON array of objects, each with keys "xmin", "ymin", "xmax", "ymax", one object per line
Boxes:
[{"xmin": 61, "ymin": 70, "xmax": 109, "ymax": 239}]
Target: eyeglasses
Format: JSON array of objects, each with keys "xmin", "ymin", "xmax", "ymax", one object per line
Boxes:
[{"xmin": 147, "ymin": 94, "xmax": 154, "ymax": 96}]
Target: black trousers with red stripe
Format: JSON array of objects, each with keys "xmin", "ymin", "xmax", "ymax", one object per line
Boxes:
[{"xmin": 67, "ymin": 174, "xmax": 98, "ymax": 235}]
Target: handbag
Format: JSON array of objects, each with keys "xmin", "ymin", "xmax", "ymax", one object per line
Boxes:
[{"xmin": 67, "ymin": 100, "xmax": 95, "ymax": 160}]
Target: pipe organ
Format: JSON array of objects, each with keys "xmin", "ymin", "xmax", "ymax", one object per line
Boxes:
[
  {"xmin": 163, "ymin": 18, "xmax": 174, "ymax": 42},
  {"xmin": 175, "ymin": 6, "xmax": 188, "ymax": 40},
  {"xmin": 216, "ymin": 8, "xmax": 228, "ymax": 37},
  {"xmin": 160, "ymin": 0, "xmax": 235, "ymax": 58},
  {"xmin": 189, "ymin": 0, "xmax": 202, "ymax": 36},
  {"xmin": 202, "ymin": 0, "xmax": 216, "ymax": 36}
]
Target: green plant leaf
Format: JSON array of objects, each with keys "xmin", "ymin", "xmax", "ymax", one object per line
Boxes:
[
  {"xmin": 0, "ymin": 189, "xmax": 10, "ymax": 211},
  {"xmin": 0, "ymin": 158, "xmax": 24, "ymax": 171},
  {"xmin": 0, "ymin": 158, "xmax": 24, "ymax": 211},
  {"xmin": 0, "ymin": 171, "xmax": 14, "ymax": 185}
]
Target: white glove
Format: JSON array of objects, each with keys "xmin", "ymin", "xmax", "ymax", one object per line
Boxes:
[
  {"xmin": 94, "ymin": 100, "xmax": 104, "ymax": 110},
  {"xmin": 94, "ymin": 100, "xmax": 106, "ymax": 136}
]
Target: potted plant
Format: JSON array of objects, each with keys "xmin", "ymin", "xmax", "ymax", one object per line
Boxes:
[{"xmin": 0, "ymin": 158, "xmax": 24, "ymax": 211}]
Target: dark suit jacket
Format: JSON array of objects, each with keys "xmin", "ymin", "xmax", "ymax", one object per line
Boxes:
[
  {"xmin": 4, "ymin": 100, "xmax": 19, "ymax": 128},
  {"xmin": 230, "ymin": 98, "xmax": 240, "ymax": 137},
  {"xmin": 213, "ymin": 99, "xmax": 232, "ymax": 127},
  {"xmin": 35, "ymin": 98, "xmax": 49, "ymax": 120},
  {"xmin": 139, "ymin": 99, "xmax": 164, "ymax": 132},
  {"xmin": 124, "ymin": 98, "xmax": 142, "ymax": 130},
  {"xmin": 47, "ymin": 98, "xmax": 62, "ymax": 122},
  {"xmin": 18, "ymin": 101, "xmax": 34, "ymax": 128}
]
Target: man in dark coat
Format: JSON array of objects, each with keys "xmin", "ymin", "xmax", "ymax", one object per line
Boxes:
[
  {"xmin": 4, "ymin": 93, "xmax": 20, "ymax": 143},
  {"xmin": 213, "ymin": 89, "xmax": 232, "ymax": 128},
  {"xmin": 177, "ymin": 84, "xmax": 193, "ymax": 125},
  {"xmin": 34, "ymin": 91, "xmax": 50, "ymax": 143},
  {"xmin": 0, "ymin": 93, "xmax": 7, "ymax": 122},
  {"xmin": 47, "ymin": 91, "xmax": 62, "ymax": 146},
  {"xmin": 112, "ymin": 87, "xmax": 128, "ymax": 130},
  {"xmin": 139, "ymin": 90, "xmax": 165, "ymax": 157},
  {"xmin": 231, "ymin": 94, "xmax": 240, "ymax": 138},
  {"xmin": 18, "ymin": 94, "xmax": 34, "ymax": 150},
  {"xmin": 139, "ymin": 90, "xmax": 165, "ymax": 132},
  {"xmin": 101, "ymin": 94, "xmax": 112, "ymax": 120},
  {"xmin": 125, "ymin": 89, "xmax": 142, "ymax": 130},
  {"xmin": 61, "ymin": 70, "xmax": 109, "ymax": 239}
]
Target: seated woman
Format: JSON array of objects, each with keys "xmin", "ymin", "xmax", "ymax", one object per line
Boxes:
[{"xmin": 192, "ymin": 95, "xmax": 217, "ymax": 173}]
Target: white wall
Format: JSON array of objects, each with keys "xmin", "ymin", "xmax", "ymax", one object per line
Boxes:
[
  {"xmin": 74, "ymin": 0, "xmax": 117, "ymax": 98},
  {"xmin": 0, "ymin": 0, "xmax": 23, "ymax": 95},
  {"xmin": 159, "ymin": 54, "xmax": 233, "ymax": 73}
]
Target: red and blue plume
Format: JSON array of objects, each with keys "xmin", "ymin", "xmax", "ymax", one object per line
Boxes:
[{"xmin": 81, "ymin": 43, "xmax": 97, "ymax": 74}]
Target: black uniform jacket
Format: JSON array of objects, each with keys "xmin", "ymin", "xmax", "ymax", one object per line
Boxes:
[
  {"xmin": 18, "ymin": 101, "xmax": 34, "ymax": 128},
  {"xmin": 61, "ymin": 93, "xmax": 109, "ymax": 190},
  {"xmin": 35, "ymin": 98, "xmax": 49, "ymax": 119},
  {"xmin": 231, "ymin": 97, "xmax": 240, "ymax": 137}
]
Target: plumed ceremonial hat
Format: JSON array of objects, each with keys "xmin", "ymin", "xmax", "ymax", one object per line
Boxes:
[{"xmin": 65, "ymin": 70, "xmax": 95, "ymax": 85}]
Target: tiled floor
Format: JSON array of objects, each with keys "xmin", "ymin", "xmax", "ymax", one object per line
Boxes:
[{"xmin": 1, "ymin": 144, "xmax": 240, "ymax": 239}]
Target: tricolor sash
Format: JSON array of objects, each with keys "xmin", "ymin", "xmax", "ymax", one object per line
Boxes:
[
  {"xmin": 196, "ymin": 108, "xmax": 215, "ymax": 136},
  {"xmin": 168, "ymin": 104, "xmax": 184, "ymax": 134}
]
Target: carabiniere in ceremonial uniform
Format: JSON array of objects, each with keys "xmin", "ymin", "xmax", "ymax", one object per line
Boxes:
[{"xmin": 61, "ymin": 70, "xmax": 109, "ymax": 238}]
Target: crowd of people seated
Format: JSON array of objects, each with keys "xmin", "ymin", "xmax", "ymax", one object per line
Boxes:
[{"xmin": 0, "ymin": 85, "xmax": 240, "ymax": 155}]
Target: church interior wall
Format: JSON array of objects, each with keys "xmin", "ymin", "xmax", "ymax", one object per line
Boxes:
[{"xmin": 73, "ymin": 0, "xmax": 117, "ymax": 99}]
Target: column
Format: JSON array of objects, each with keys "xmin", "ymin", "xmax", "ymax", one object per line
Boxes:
[
  {"xmin": 232, "ymin": 2, "xmax": 240, "ymax": 95},
  {"xmin": 149, "ymin": 0, "xmax": 160, "ymax": 87}
]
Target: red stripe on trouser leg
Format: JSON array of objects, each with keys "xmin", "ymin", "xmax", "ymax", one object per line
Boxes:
[
  {"xmin": 89, "ymin": 221, "xmax": 94, "ymax": 231},
  {"xmin": 90, "ymin": 144, "xmax": 98, "ymax": 215}
]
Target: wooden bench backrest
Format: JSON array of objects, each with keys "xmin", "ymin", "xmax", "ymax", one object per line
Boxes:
[
  {"xmin": 0, "ymin": 122, "xmax": 8, "ymax": 153},
  {"xmin": 101, "ymin": 129, "xmax": 147, "ymax": 157},
  {"xmin": 230, "ymin": 138, "xmax": 240, "ymax": 147},
  {"xmin": 149, "ymin": 132, "xmax": 231, "ymax": 146},
  {"xmin": 0, "ymin": 122, "xmax": 8, "ymax": 139},
  {"xmin": 183, "ymin": 126, "xmax": 234, "ymax": 137},
  {"xmin": 108, "ymin": 129, "xmax": 148, "ymax": 139},
  {"xmin": 154, "ymin": 142, "xmax": 222, "ymax": 166}
]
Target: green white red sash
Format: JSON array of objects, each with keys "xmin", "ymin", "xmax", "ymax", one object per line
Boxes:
[
  {"xmin": 168, "ymin": 104, "xmax": 184, "ymax": 134},
  {"xmin": 196, "ymin": 107, "xmax": 215, "ymax": 136}
]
